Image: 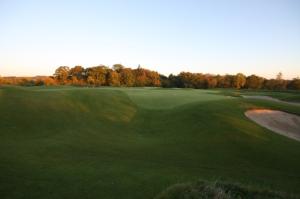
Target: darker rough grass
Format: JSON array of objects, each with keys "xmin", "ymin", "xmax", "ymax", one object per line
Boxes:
[{"xmin": 155, "ymin": 180, "xmax": 300, "ymax": 199}]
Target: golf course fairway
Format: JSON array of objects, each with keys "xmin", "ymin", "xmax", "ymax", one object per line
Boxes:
[{"xmin": 0, "ymin": 86, "xmax": 300, "ymax": 199}]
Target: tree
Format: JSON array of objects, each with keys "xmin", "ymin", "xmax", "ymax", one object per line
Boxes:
[
  {"xmin": 264, "ymin": 72, "xmax": 287, "ymax": 90},
  {"xmin": 245, "ymin": 75, "xmax": 264, "ymax": 89},
  {"xmin": 217, "ymin": 75, "xmax": 233, "ymax": 88},
  {"xmin": 168, "ymin": 74, "xmax": 183, "ymax": 88},
  {"xmin": 19, "ymin": 78, "xmax": 35, "ymax": 86},
  {"xmin": 178, "ymin": 72, "xmax": 195, "ymax": 88},
  {"xmin": 174, "ymin": 73, "xmax": 216, "ymax": 89},
  {"xmin": 134, "ymin": 67, "xmax": 147, "ymax": 86},
  {"xmin": 43, "ymin": 77, "xmax": 56, "ymax": 86},
  {"xmin": 106, "ymin": 70, "xmax": 120, "ymax": 86},
  {"xmin": 275, "ymin": 72, "xmax": 287, "ymax": 90},
  {"xmin": 206, "ymin": 75, "xmax": 217, "ymax": 88},
  {"xmin": 160, "ymin": 74, "xmax": 170, "ymax": 87},
  {"xmin": 119, "ymin": 68, "xmax": 135, "ymax": 86},
  {"xmin": 192, "ymin": 73, "xmax": 206, "ymax": 88},
  {"xmin": 53, "ymin": 66, "xmax": 70, "ymax": 84},
  {"xmin": 69, "ymin": 66, "xmax": 85, "ymax": 80},
  {"xmin": 287, "ymin": 78, "xmax": 300, "ymax": 90},
  {"xmin": 146, "ymin": 71, "xmax": 161, "ymax": 87},
  {"xmin": 233, "ymin": 73, "xmax": 246, "ymax": 89},
  {"xmin": 7, "ymin": 63, "xmax": 297, "ymax": 90},
  {"xmin": 86, "ymin": 66, "xmax": 108, "ymax": 86},
  {"xmin": 264, "ymin": 79, "xmax": 277, "ymax": 90},
  {"xmin": 112, "ymin": 64, "xmax": 124, "ymax": 72},
  {"xmin": 69, "ymin": 66, "xmax": 86, "ymax": 86}
]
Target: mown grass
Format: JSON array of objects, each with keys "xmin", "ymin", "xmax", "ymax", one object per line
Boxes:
[
  {"xmin": 215, "ymin": 89, "xmax": 300, "ymax": 102},
  {"xmin": 0, "ymin": 86, "xmax": 300, "ymax": 199}
]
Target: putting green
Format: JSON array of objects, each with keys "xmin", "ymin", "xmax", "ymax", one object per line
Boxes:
[{"xmin": 122, "ymin": 88, "xmax": 229, "ymax": 109}]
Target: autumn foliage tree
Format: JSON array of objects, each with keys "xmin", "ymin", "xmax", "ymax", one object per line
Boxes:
[
  {"xmin": 134, "ymin": 67, "xmax": 148, "ymax": 86},
  {"xmin": 146, "ymin": 71, "xmax": 161, "ymax": 86},
  {"xmin": 2, "ymin": 64, "xmax": 299, "ymax": 90},
  {"xmin": 217, "ymin": 75, "xmax": 234, "ymax": 88},
  {"xmin": 54, "ymin": 66, "xmax": 70, "ymax": 84},
  {"xmin": 245, "ymin": 75, "xmax": 264, "ymax": 89},
  {"xmin": 107, "ymin": 70, "xmax": 120, "ymax": 86},
  {"xmin": 119, "ymin": 68, "xmax": 135, "ymax": 86},
  {"xmin": 43, "ymin": 77, "xmax": 57, "ymax": 86},
  {"xmin": 233, "ymin": 73, "xmax": 246, "ymax": 89},
  {"xmin": 206, "ymin": 75, "xmax": 217, "ymax": 88},
  {"xmin": 86, "ymin": 66, "xmax": 108, "ymax": 86}
]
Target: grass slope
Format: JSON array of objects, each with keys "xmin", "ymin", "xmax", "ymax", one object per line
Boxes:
[
  {"xmin": 216, "ymin": 89, "xmax": 300, "ymax": 102},
  {"xmin": 0, "ymin": 86, "xmax": 300, "ymax": 199}
]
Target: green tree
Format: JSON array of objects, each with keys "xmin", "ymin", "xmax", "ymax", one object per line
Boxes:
[
  {"xmin": 160, "ymin": 74, "xmax": 170, "ymax": 87},
  {"xmin": 168, "ymin": 74, "xmax": 182, "ymax": 88}
]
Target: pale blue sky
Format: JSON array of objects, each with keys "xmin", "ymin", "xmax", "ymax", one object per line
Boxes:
[{"xmin": 0, "ymin": 0, "xmax": 299, "ymax": 79}]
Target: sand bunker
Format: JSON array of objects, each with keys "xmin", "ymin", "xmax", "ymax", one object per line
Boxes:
[{"xmin": 245, "ymin": 109, "xmax": 300, "ymax": 141}]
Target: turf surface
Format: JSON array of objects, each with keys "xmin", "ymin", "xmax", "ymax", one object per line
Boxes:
[{"xmin": 0, "ymin": 86, "xmax": 300, "ymax": 199}]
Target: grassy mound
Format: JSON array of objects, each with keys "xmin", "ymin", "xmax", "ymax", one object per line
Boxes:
[{"xmin": 155, "ymin": 181, "xmax": 299, "ymax": 199}]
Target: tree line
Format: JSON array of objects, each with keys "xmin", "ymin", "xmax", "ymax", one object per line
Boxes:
[
  {"xmin": 162, "ymin": 71, "xmax": 300, "ymax": 90},
  {"xmin": 53, "ymin": 64, "xmax": 161, "ymax": 87},
  {"xmin": 0, "ymin": 64, "xmax": 299, "ymax": 90}
]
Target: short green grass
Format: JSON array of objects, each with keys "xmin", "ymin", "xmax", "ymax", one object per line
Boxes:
[
  {"xmin": 0, "ymin": 86, "xmax": 300, "ymax": 199},
  {"xmin": 216, "ymin": 89, "xmax": 300, "ymax": 102}
]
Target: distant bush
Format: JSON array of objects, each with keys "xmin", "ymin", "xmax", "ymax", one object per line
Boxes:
[
  {"xmin": 19, "ymin": 78, "xmax": 35, "ymax": 86},
  {"xmin": 155, "ymin": 180, "xmax": 299, "ymax": 199},
  {"xmin": 42, "ymin": 77, "xmax": 57, "ymax": 86},
  {"xmin": 288, "ymin": 78, "xmax": 300, "ymax": 90}
]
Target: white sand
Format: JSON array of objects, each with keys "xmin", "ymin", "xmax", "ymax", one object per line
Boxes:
[{"xmin": 245, "ymin": 109, "xmax": 300, "ymax": 141}]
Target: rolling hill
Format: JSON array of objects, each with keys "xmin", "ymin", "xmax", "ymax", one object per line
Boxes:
[{"xmin": 0, "ymin": 86, "xmax": 300, "ymax": 199}]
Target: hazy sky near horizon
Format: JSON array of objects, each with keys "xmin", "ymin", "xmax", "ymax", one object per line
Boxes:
[{"xmin": 0, "ymin": 0, "xmax": 299, "ymax": 79}]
